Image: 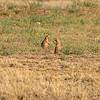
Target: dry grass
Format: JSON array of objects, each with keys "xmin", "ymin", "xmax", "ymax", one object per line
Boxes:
[
  {"xmin": 0, "ymin": 0, "xmax": 99, "ymax": 9},
  {"xmin": 0, "ymin": 54, "xmax": 100, "ymax": 99}
]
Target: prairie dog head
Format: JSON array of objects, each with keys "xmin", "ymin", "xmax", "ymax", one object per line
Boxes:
[{"xmin": 44, "ymin": 34, "xmax": 49, "ymax": 39}]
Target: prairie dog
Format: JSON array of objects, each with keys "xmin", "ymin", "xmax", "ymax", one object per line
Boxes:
[
  {"xmin": 54, "ymin": 38, "xmax": 62, "ymax": 54},
  {"xmin": 41, "ymin": 35, "xmax": 49, "ymax": 49}
]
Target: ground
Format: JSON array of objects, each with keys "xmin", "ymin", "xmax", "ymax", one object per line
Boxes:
[
  {"xmin": 0, "ymin": 0, "xmax": 100, "ymax": 100},
  {"xmin": 0, "ymin": 54, "xmax": 100, "ymax": 100}
]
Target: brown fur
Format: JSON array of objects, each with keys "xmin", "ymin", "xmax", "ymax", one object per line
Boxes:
[{"xmin": 41, "ymin": 35, "xmax": 49, "ymax": 49}]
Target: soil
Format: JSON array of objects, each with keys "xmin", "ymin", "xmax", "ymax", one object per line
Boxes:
[{"xmin": 0, "ymin": 54, "xmax": 100, "ymax": 100}]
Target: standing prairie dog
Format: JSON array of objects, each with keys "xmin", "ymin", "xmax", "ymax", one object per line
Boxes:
[
  {"xmin": 41, "ymin": 35, "xmax": 49, "ymax": 49},
  {"xmin": 54, "ymin": 38, "xmax": 62, "ymax": 54}
]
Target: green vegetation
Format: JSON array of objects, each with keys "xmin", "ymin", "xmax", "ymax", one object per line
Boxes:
[{"xmin": 0, "ymin": 0, "xmax": 100, "ymax": 55}]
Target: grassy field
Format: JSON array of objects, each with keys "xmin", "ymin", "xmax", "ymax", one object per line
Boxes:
[
  {"xmin": 0, "ymin": 0, "xmax": 100, "ymax": 55},
  {"xmin": 0, "ymin": 0, "xmax": 100, "ymax": 100}
]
